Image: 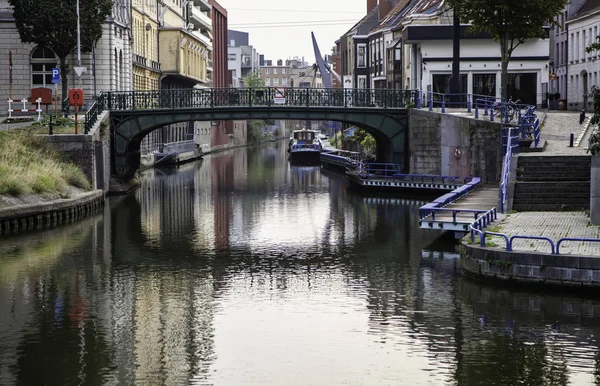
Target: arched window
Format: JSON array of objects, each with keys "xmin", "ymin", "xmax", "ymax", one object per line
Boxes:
[{"xmin": 31, "ymin": 46, "xmax": 57, "ymax": 88}]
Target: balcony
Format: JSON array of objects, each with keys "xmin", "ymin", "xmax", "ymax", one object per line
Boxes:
[
  {"xmin": 189, "ymin": 5, "xmax": 212, "ymax": 31},
  {"xmin": 159, "ymin": 29, "xmax": 210, "ymax": 84},
  {"xmin": 193, "ymin": 0, "xmax": 211, "ymax": 12},
  {"xmin": 191, "ymin": 30, "xmax": 212, "ymax": 49}
]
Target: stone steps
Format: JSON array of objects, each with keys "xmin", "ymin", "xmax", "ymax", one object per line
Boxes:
[{"xmin": 513, "ymin": 155, "xmax": 591, "ymax": 211}]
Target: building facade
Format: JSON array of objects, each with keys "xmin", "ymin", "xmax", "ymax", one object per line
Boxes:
[
  {"xmin": 565, "ymin": 0, "xmax": 600, "ymax": 111},
  {"xmin": 0, "ymin": 0, "xmax": 131, "ymax": 115}
]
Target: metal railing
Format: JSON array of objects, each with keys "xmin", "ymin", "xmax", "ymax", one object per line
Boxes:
[
  {"xmin": 469, "ymin": 220, "xmax": 600, "ymax": 255},
  {"xmin": 499, "ymin": 126, "xmax": 519, "ymax": 213},
  {"xmin": 418, "ymin": 177, "xmax": 481, "ymax": 220},
  {"xmin": 94, "ymin": 88, "xmax": 418, "ymax": 112}
]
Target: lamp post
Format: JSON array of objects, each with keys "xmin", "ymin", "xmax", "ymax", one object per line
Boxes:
[{"xmin": 76, "ymin": 0, "xmax": 81, "ymax": 67}]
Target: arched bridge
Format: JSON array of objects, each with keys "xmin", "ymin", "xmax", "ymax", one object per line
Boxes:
[{"xmin": 84, "ymin": 88, "xmax": 416, "ymax": 180}]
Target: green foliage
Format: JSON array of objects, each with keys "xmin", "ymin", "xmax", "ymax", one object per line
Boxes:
[
  {"xmin": 447, "ymin": 0, "xmax": 567, "ymax": 100},
  {"xmin": 9, "ymin": 0, "xmax": 112, "ymax": 97},
  {"xmin": 243, "ymin": 72, "xmax": 265, "ymax": 88},
  {"xmin": 346, "ymin": 128, "xmax": 376, "ymax": 157},
  {"xmin": 587, "ymin": 86, "xmax": 600, "ymax": 156},
  {"xmin": 586, "ymin": 35, "xmax": 600, "ymax": 53},
  {"xmin": 0, "ymin": 129, "xmax": 91, "ymax": 195}
]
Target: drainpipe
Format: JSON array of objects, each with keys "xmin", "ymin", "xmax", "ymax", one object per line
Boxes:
[{"xmin": 565, "ymin": 23, "xmax": 569, "ymax": 108}]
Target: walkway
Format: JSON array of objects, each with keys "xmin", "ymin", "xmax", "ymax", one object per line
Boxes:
[{"xmin": 476, "ymin": 111, "xmax": 600, "ymax": 257}]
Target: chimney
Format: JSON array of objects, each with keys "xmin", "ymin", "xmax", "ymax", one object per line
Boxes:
[
  {"xmin": 379, "ymin": 0, "xmax": 394, "ymax": 19},
  {"xmin": 367, "ymin": 0, "xmax": 377, "ymax": 14}
]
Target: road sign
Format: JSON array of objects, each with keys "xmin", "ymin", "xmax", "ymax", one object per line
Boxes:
[
  {"xmin": 275, "ymin": 87, "xmax": 285, "ymax": 98},
  {"xmin": 274, "ymin": 87, "xmax": 286, "ymax": 104},
  {"xmin": 51, "ymin": 68, "xmax": 60, "ymax": 84},
  {"xmin": 73, "ymin": 66, "xmax": 87, "ymax": 77}
]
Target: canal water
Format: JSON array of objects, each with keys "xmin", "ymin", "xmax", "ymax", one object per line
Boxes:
[{"xmin": 1, "ymin": 141, "xmax": 600, "ymax": 385}]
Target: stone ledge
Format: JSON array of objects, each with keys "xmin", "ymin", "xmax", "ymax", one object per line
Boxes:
[
  {"xmin": 461, "ymin": 241, "xmax": 600, "ymax": 289},
  {"xmin": 0, "ymin": 190, "xmax": 104, "ymax": 220}
]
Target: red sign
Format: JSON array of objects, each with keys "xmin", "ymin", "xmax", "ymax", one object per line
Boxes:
[{"xmin": 68, "ymin": 88, "xmax": 84, "ymax": 106}]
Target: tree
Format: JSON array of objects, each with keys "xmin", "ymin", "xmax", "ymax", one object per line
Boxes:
[
  {"xmin": 586, "ymin": 39, "xmax": 600, "ymax": 155},
  {"xmin": 447, "ymin": 0, "xmax": 567, "ymax": 101},
  {"xmin": 587, "ymin": 35, "xmax": 600, "ymax": 53},
  {"xmin": 9, "ymin": 0, "xmax": 112, "ymax": 99},
  {"xmin": 243, "ymin": 73, "xmax": 266, "ymax": 143}
]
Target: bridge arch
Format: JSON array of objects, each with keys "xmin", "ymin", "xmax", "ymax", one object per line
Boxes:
[{"xmin": 110, "ymin": 106, "xmax": 409, "ymax": 179}]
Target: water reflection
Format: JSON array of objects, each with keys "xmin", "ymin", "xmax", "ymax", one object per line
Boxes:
[{"xmin": 0, "ymin": 141, "xmax": 600, "ymax": 384}]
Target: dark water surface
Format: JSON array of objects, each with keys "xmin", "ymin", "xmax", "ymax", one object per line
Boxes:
[{"xmin": 1, "ymin": 141, "xmax": 600, "ymax": 385}]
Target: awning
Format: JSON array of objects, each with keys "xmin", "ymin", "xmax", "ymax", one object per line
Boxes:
[{"xmin": 386, "ymin": 37, "xmax": 401, "ymax": 49}]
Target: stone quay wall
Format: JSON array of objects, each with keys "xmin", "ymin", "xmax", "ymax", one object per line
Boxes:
[
  {"xmin": 408, "ymin": 109, "xmax": 504, "ymax": 183},
  {"xmin": 461, "ymin": 242, "xmax": 600, "ymax": 288}
]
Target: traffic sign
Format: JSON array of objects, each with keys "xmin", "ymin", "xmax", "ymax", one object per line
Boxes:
[
  {"xmin": 73, "ymin": 66, "xmax": 87, "ymax": 77},
  {"xmin": 274, "ymin": 87, "xmax": 286, "ymax": 104},
  {"xmin": 51, "ymin": 68, "xmax": 60, "ymax": 84},
  {"xmin": 275, "ymin": 87, "xmax": 286, "ymax": 98}
]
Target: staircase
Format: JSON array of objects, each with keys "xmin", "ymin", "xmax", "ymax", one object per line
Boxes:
[{"xmin": 512, "ymin": 155, "xmax": 591, "ymax": 211}]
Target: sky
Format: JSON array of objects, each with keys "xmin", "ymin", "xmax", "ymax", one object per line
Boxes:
[{"xmin": 218, "ymin": 0, "xmax": 366, "ymax": 63}]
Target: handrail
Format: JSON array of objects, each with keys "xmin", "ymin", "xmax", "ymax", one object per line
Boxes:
[
  {"xmin": 499, "ymin": 126, "xmax": 519, "ymax": 213},
  {"xmin": 468, "ymin": 220, "xmax": 600, "ymax": 255},
  {"xmin": 556, "ymin": 238, "xmax": 600, "ymax": 254},
  {"xmin": 419, "ymin": 177, "xmax": 481, "ymax": 219}
]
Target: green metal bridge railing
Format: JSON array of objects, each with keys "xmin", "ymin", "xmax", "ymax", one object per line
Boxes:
[{"xmin": 83, "ymin": 88, "xmax": 418, "ymax": 134}]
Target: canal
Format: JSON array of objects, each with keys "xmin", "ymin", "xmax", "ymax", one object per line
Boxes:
[{"xmin": 1, "ymin": 141, "xmax": 600, "ymax": 385}]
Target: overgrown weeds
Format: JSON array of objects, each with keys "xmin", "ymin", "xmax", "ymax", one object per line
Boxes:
[{"xmin": 0, "ymin": 129, "xmax": 90, "ymax": 196}]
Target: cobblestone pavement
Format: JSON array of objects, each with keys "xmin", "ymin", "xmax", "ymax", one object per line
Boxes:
[
  {"xmin": 479, "ymin": 111, "xmax": 599, "ymax": 257},
  {"xmin": 485, "ymin": 212, "xmax": 600, "ymax": 257}
]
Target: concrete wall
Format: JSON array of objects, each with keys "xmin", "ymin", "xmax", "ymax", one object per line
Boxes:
[
  {"xmin": 408, "ymin": 109, "xmax": 503, "ymax": 183},
  {"xmin": 462, "ymin": 242, "xmax": 600, "ymax": 288},
  {"xmin": 45, "ymin": 116, "xmax": 111, "ymax": 194}
]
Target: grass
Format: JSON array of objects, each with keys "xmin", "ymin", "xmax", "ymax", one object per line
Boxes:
[{"xmin": 0, "ymin": 128, "xmax": 90, "ymax": 196}]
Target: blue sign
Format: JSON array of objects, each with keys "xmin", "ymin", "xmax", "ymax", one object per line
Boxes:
[{"xmin": 51, "ymin": 68, "xmax": 60, "ymax": 84}]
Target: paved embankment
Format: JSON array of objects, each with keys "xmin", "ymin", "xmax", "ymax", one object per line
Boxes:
[{"xmin": 461, "ymin": 110, "xmax": 600, "ymax": 288}]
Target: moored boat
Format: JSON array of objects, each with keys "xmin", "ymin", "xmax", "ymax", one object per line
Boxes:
[{"xmin": 288, "ymin": 129, "xmax": 322, "ymax": 164}]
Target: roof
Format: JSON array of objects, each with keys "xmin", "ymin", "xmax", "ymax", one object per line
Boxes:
[
  {"xmin": 342, "ymin": 4, "xmax": 380, "ymax": 37},
  {"xmin": 371, "ymin": 0, "xmax": 413, "ymax": 33},
  {"xmin": 572, "ymin": 0, "xmax": 600, "ymax": 18}
]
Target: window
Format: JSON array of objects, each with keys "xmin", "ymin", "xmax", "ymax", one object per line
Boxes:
[
  {"xmin": 358, "ymin": 75, "xmax": 366, "ymax": 89},
  {"xmin": 282, "ymin": 78, "xmax": 287, "ymax": 85},
  {"xmin": 228, "ymin": 53, "xmax": 236, "ymax": 61},
  {"xmin": 274, "ymin": 68, "xmax": 278, "ymax": 74},
  {"xmin": 282, "ymin": 68, "xmax": 287, "ymax": 74},
  {"xmin": 273, "ymin": 78, "xmax": 279, "ymax": 85},
  {"xmin": 31, "ymin": 46, "xmax": 57, "ymax": 88},
  {"xmin": 265, "ymin": 68, "xmax": 270, "ymax": 74},
  {"xmin": 265, "ymin": 78, "xmax": 270, "ymax": 86},
  {"xmin": 357, "ymin": 44, "xmax": 366, "ymax": 68}
]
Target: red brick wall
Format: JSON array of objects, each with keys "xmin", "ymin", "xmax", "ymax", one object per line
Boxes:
[{"xmin": 210, "ymin": 0, "xmax": 229, "ymax": 147}]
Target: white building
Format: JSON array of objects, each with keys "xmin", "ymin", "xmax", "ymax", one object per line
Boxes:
[
  {"xmin": 400, "ymin": 4, "xmax": 550, "ymax": 106},
  {"xmin": 0, "ymin": 0, "xmax": 131, "ymax": 115},
  {"xmin": 566, "ymin": 0, "xmax": 600, "ymax": 112},
  {"xmin": 550, "ymin": 0, "xmax": 587, "ymax": 107}
]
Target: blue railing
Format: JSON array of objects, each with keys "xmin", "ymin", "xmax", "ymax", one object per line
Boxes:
[
  {"xmin": 469, "ymin": 221, "xmax": 600, "ymax": 255},
  {"xmin": 418, "ymin": 177, "xmax": 481, "ymax": 219},
  {"xmin": 415, "ymin": 91, "xmax": 540, "ymax": 146},
  {"xmin": 355, "ymin": 162, "xmax": 463, "ymax": 184},
  {"xmin": 499, "ymin": 126, "xmax": 519, "ymax": 213}
]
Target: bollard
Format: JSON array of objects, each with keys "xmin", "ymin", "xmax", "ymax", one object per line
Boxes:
[
  {"xmin": 569, "ymin": 133, "xmax": 574, "ymax": 147},
  {"xmin": 48, "ymin": 114, "xmax": 54, "ymax": 135}
]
